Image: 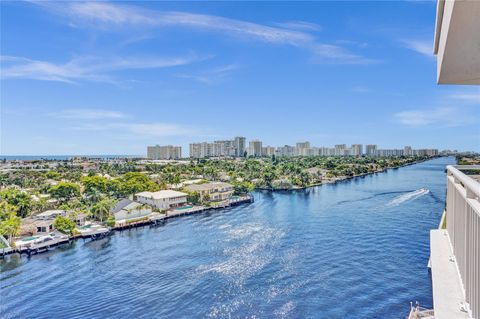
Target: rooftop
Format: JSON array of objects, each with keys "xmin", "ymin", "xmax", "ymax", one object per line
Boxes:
[
  {"xmin": 111, "ymin": 199, "xmax": 142, "ymax": 214},
  {"xmin": 22, "ymin": 218, "xmax": 53, "ymax": 227},
  {"xmin": 185, "ymin": 182, "xmax": 233, "ymax": 191},
  {"xmin": 35, "ymin": 210, "xmax": 66, "ymax": 219},
  {"xmin": 136, "ymin": 190, "xmax": 187, "ymax": 199}
]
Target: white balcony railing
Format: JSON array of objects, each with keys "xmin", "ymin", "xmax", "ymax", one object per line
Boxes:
[{"xmin": 446, "ymin": 165, "xmax": 480, "ymax": 319}]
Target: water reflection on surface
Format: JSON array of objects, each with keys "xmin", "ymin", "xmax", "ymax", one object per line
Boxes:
[{"xmin": 0, "ymin": 157, "xmax": 454, "ymax": 319}]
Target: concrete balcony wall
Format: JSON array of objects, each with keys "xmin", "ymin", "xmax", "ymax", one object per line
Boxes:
[
  {"xmin": 446, "ymin": 165, "xmax": 480, "ymax": 318},
  {"xmin": 434, "ymin": 0, "xmax": 480, "ymax": 84}
]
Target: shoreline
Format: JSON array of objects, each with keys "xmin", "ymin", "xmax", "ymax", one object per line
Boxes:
[
  {"xmin": 1, "ymin": 195, "xmax": 254, "ymax": 258},
  {"xmin": 256, "ymin": 157, "xmax": 434, "ymax": 191},
  {"xmin": 0, "ymin": 157, "xmax": 439, "ymax": 258}
]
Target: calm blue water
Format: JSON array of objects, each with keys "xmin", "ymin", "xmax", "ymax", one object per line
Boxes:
[{"xmin": 0, "ymin": 157, "xmax": 454, "ymax": 318}]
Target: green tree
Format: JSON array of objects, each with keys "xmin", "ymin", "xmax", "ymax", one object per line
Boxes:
[
  {"xmin": 183, "ymin": 190, "xmax": 200, "ymax": 204},
  {"xmin": 86, "ymin": 187, "xmax": 103, "ymax": 203},
  {"xmin": 53, "ymin": 215, "xmax": 76, "ymax": 235},
  {"xmin": 49, "ymin": 182, "xmax": 80, "ymax": 201},
  {"xmin": 58, "ymin": 198, "xmax": 86, "ymax": 211},
  {"xmin": 202, "ymin": 193, "xmax": 210, "ymax": 203},
  {"xmin": 120, "ymin": 172, "xmax": 158, "ymax": 196},
  {"xmin": 0, "ymin": 173, "xmax": 8, "ymax": 187},
  {"xmin": 233, "ymin": 181, "xmax": 254, "ymax": 195},
  {"xmin": 262, "ymin": 169, "xmax": 276, "ymax": 189},
  {"xmin": 45, "ymin": 171, "xmax": 61, "ymax": 180},
  {"xmin": 0, "ymin": 201, "xmax": 21, "ymax": 243},
  {"xmin": 91, "ymin": 198, "xmax": 115, "ymax": 223},
  {"xmin": 298, "ymin": 171, "xmax": 311, "ymax": 187},
  {"xmin": 0, "ymin": 201, "xmax": 16, "ymax": 222},
  {"xmin": 106, "ymin": 179, "xmax": 122, "ymax": 198},
  {"xmin": 32, "ymin": 196, "xmax": 48, "ymax": 213},
  {"xmin": 0, "ymin": 188, "xmax": 32, "ymax": 218},
  {"xmin": 81, "ymin": 175, "xmax": 108, "ymax": 194}
]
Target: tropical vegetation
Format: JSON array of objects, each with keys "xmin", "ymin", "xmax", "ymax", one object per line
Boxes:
[{"xmin": 0, "ymin": 155, "xmax": 433, "ymax": 240}]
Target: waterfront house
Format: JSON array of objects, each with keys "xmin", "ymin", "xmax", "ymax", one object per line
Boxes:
[
  {"xmin": 110, "ymin": 199, "xmax": 153, "ymax": 225},
  {"xmin": 19, "ymin": 209, "xmax": 69, "ymax": 235},
  {"xmin": 20, "ymin": 218, "xmax": 55, "ymax": 235},
  {"xmin": 71, "ymin": 213, "xmax": 88, "ymax": 226},
  {"xmin": 185, "ymin": 182, "xmax": 234, "ymax": 202},
  {"xmin": 169, "ymin": 179, "xmax": 205, "ymax": 190},
  {"xmin": 135, "ymin": 190, "xmax": 188, "ymax": 210},
  {"xmin": 35, "ymin": 210, "xmax": 67, "ymax": 220}
]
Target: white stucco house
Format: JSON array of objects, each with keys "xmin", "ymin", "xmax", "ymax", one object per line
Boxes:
[
  {"xmin": 135, "ymin": 190, "xmax": 188, "ymax": 210},
  {"xmin": 185, "ymin": 182, "xmax": 234, "ymax": 202},
  {"xmin": 110, "ymin": 199, "xmax": 153, "ymax": 225}
]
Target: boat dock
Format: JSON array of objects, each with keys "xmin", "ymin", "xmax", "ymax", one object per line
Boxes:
[
  {"xmin": 114, "ymin": 194, "xmax": 254, "ymax": 228},
  {"xmin": 0, "ymin": 194, "xmax": 254, "ymax": 258},
  {"xmin": 76, "ymin": 223, "xmax": 111, "ymax": 239},
  {"xmin": 17, "ymin": 235, "xmax": 70, "ymax": 256}
]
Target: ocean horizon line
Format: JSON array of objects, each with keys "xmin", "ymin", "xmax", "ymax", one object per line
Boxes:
[{"xmin": 0, "ymin": 155, "xmax": 144, "ymax": 160}]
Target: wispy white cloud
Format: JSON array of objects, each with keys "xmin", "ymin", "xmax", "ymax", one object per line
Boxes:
[
  {"xmin": 176, "ymin": 63, "xmax": 240, "ymax": 84},
  {"xmin": 448, "ymin": 93, "xmax": 480, "ymax": 104},
  {"xmin": 33, "ymin": 2, "xmax": 374, "ymax": 64},
  {"xmin": 394, "ymin": 107, "xmax": 476, "ymax": 127},
  {"xmin": 309, "ymin": 44, "xmax": 376, "ymax": 64},
  {"xmin": 120, "ymin": 123, "xmax": 197, "ymax": 137},
  {"xmin": 336, "ymin": 39, "xmax": 368, "ymax": 48},
  {"xmin": 59, "ymin": 2, "xmax": 312, "ymax": 44},
  {"xmin": 50, "ymin": 109, "xmax": 127, "ymax": 120},
  {"xmin": 0, "ymin": 54, "xmax": 205, "ymax": 83},
  {"xmin": 118, "ymin": 34, "xmax": 156, "ymax": 48},
  {"xmin": 273, "ymin": 20, "xmax": 322, "ymax": 31},
  {"xmin": 71, "ymin": 121, "xmax": 200, "ymax": 137},
  {"xmin": 44, "ymin": 105, "xmax": 204, "ymax": 137},
  {"xmin": 1, "ymin": 56, "xmax": 81, "ymax": 83},
  {"xmin": 401, "ymin": 39, "xmax": 434, "ymax": 57}
]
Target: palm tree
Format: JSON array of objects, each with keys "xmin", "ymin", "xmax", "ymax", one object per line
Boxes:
[
  {"xmin": 86, "ymin": 187, "xmax": 102, "ymax": 203},
  {"xmin": 33, "ymin": 197, "xmax": 48, "ymax": 213},
  {"xmin": 0, "ymin": 216, "xmax": 21, "ymax": 244},
  {"xmin": 0, "ymin": 174, "xmax": 8, "ymax": 188},
  {"xmin": 91, "ymin": 199, "xmax": 114, "ymax": 223},
  {"xmin": 15, "ymin": 195, "xmax": 32, "ymax": 218},
  {"xmin": 0, "ymin": 202, "xmax": 21, "ymax": 244}
]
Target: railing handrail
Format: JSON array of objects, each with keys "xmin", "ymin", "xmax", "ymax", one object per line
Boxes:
[
  {"xmin": 446, "ymin": 164, "xmax": 480, "ymax": 319},
  {"xmin": 454, "ymin": 165, "xmax": 480, "ymax": 169},
  {"xmin": 447, "ymin": 165, "xmax": 480, "ymax": 199}
]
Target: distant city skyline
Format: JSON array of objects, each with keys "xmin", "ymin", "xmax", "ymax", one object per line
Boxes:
[
  {"xmin": 148, "ymin": 137, "xmax": 441, "ymax": 159},
  {"xmin": 1, "ymin": 1, "xmax": 479, "ymax": 155}
]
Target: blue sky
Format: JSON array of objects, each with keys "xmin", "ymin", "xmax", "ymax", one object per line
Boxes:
[{"xmin": 1, "ymin": 1, "xmax": 479, "ymax": 155}]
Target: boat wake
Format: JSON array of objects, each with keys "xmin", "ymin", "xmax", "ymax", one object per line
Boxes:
[
  {"xmin": 387, "ymin": 188, "xmax": 429, "ymax": 207},
  {"xmin": 336, "ymin": 190, "xmax": 413, "ymax": 205}
]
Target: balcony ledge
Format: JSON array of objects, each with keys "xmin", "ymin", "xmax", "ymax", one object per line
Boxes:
[{"xmin": 430, "ymin": 229, "xmax": 471, "ymax": 319}]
